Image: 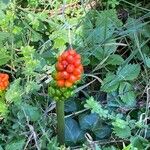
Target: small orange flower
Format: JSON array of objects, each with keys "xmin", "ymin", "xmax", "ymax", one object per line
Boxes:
[{"xmin": 0, "ymin": 73, "xmax": 9, "ymax": 91}]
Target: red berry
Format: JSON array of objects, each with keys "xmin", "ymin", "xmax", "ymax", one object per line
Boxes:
[
  {"xmin": 76, "ymin": 75, "xmax": 81, "ymax": 80},
  {"xmin": 65, "ymin": 81, "xmax": 73, "ymax": 87},
  {"xmin": 66, "ymin": 55, "xmax": 74, "ymax": 63},
  {"xmin": 78, "ymin": 65, "xmax": 84, "ymax": 72},
  {"xmin": 62, "ymin": 71, "xmax": 69, "ymax": 79},
  {"xmin": 74, "ymin": 59, "xmax": 81, "ymax": 67},
  {"xmin": 56, "ymin": 62, "xmax": 64, "ymax": 71},
  {"xmin": 62, "ymin": 60, "xmax": 68, "ymax": 68},
  {"xmin": 61, "ymin": 51, "xmax": 69, "ymax": 60},
  {"xmin": 55, "ymin": 72, "xmax": 63, "ymax": 80},
  {"xmin": 58, "ymin": 56, "xmax": 63, "ymax": 62},
  {"xmin": 0, "ymin": 73, "xmax": 9, "ymax": 90},
  {"xmin": 73, "ymin": 68, "xmax": 82, "ymax": 76},
  {"xmin": 57, "ymin": 80, "xmax": 65, "ymax": 87},
  {"xmin": 69, "ymin": 74, "xmax": 77, "ymax": 83},
  {"xmin": 66, "ymin": 64, "xmax": 74, "ymax": 73},
  {"xmin": 75, "ymin": 54, "xmax": 81, "ymax": 60},
  {"xmin": 68, "ymin": 49, "xmax": 76, "ymax": 56}
]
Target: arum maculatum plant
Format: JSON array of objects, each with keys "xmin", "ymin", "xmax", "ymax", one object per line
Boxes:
[
  {"xmin": 0, "ymin": 73, "xmax": 9, "ymax": 119},
  {"xmin": 49, "ymin": 48, "xmax": 83, "ymax": 145}
]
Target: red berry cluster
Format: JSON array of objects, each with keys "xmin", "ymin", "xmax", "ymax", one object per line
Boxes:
[
  {"xmin": 0, "ymin": 73, "xmax": 9, "ymax": 91},
  {"xmin": 55, "ymin": 49, "xmax": 83, "ymax": 88}
]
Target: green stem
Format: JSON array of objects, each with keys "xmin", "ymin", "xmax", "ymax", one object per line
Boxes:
[{"xmin": 56, "ymin": 101, "xmax": 65, "ymax": 145}]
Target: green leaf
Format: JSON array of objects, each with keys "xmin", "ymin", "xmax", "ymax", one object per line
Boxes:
[
  {"xmin": 119, "ymin": 82, "xmax": 136, "ymax": 107},
  {"xmin": 143, "ymin": 54, "xmax": 150, "ymax": 68},
  {"xmin": 106, "ymin": 54, "xmax": 124, "ymax": 65},
  {"xmin": 21, "ymin": 103, "xmax": 41, "ymax": 122},
  {"xmin": 5, "ymin": 139, "xmax": 25, "ymax": 150},
  {"xmin": 116, "ymin": 64, "xmax": 140, "ymax": 81},
  {"xmin": 79, "ymin": 113, "xmax": 99, "ymax": 130},
  {"xmin": 0, "ymin": 146, "xmax": 3, "ymax": 150},
  {"xmin": 113, "ymin": 126, "xmax": 131, "ymax": 139},
  {"xmin": 0, "ymin": 101, "xmax": 9, "ymax": 117},
  {"xmin": 101, "ymin": 72, "xmax": 119, "ymax": 92},
  {"xmin": 65, "ymin": 118, "xmax": 85, "ymax": 145},
  {"xmin": 130, "ymin": 136, "xmax": 150, "ymax": 150},
  {"xmin": 101, "ymin": 64, "xmax": 140, "ymax": 93},
  {"xmin": 5, "ymin": 79, "xmax": 23, "ymax": 104},
  {"xmin": 0, "ymin": 49, "xmax": 10, "ymax": 66},
  {"xmin": 65, "ymin": 100, "xmax": 77, "ymax": 113},
  {"xmin": 93, "ymin": 125, "xmax": 112, "ymax": 139}
]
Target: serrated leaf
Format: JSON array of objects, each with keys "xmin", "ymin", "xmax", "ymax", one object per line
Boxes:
[
  {"xmin": 79, "ymin": 113, "xmax": 99, "ymax": 130},
  {"xmin": 101, "ymin": 72, "xmax": 119, "ymax": 92},
  {"xmin": 116, "ymin": 64, "xmax": 140, "ymax": 81},
  {"xmin": 119, "ymin": 82, "xmax": 136, "ymax": 107},
  {"xmin": 113, "ymin": 126, "xmax": 131, "ymax": 138},
  {"xmin": 5, "ymin": 139, "xmax": 25, "ymax": 150},
  {"xmin": 65, "ymin": 118, "xmax": 85, "ymax": 145},
  {"xmin": 106, "ymin": 54, "xmax": 124, "ymax": 65}
]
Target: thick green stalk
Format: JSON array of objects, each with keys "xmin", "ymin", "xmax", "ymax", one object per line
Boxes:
[{"xmin": 56, "ymin": 101, "xmax": 65, "ymax": 145}]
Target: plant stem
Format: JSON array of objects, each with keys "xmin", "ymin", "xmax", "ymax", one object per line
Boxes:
[{"xmin": 56, "ymin": 101, "xmax": 65, "ymax": 145}]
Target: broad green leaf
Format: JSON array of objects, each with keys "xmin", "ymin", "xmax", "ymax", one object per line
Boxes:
[
  {"xmin": 119, "ymin": 82, "xmax": 136, "ymax": 107},
  {"xmin": 93, "ymin": 125, "xmax": 112, "ymax": 139},
  {"xmin": 5, "ymin": 139, "xmax": 25, "ymax": 150},
  {"xmin": 106, "ymin": 54, "xmax": 124, "ymax": 65},
  {"xmin": 65, "ymin": 118, "xmax": 85, "ymax": 145},
  {"xmin": 116, "ymin": 64, "xmax": 140, "ymax": 81},
  {"xmin": 96, "ymin": 9, "xmax": 122, "ymax": 28},
  {"xmin": 65, "ymin": 100, "xmax": 77, "ymax": 113},
  {"xmin": 21, "ymin": 103, "xmax": 41, "ymax": 122},
  {"xmin": 79, "ymin": 113, "xmax": 99, "ymax": 130},
  {"xmin": 101, "ymin": 72, "xmax": 119, "ymax": 92}
]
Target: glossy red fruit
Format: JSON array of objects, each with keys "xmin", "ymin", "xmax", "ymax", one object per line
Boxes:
[
  {"xmin": 58, "ymin": 55, "xmax": 63, "ymax": 62},
  {"xmin": 73, "ymin": 68, "xmax": 82, "ymax": 76},
  {"xmin": 78, "ymin": 64, "xmax": 84, "ymax": 72},
  {"xmin": 75, "ymin": 54, "xmax": 81, "ymax": 60},
  {"xmin": 68, "ymin": 49, "xmax": 76, "ymax": 56},
  {"xmin": 61, "ymin": 60, "xmax": 68, "ymax": 68},
  {"xmin": 61, "ymin": 51, "xmax": 69, "ymax": 60},
  {"xmin": 69, "ymin": 74, "xmax": 77, "ymax": 83},
  {"xmin": 57, "ymin": 80, "xmax": 65, "ymax": 87},
  {"xmin": 74, "ymin": 59, "xmax": 81, "ymax": 67},
  {"xmin": 66, "ymin": 64, "xmax": 75, "ymax": 73},
  {"xmin": 62, "ymin": 71, "xmax": 69, "ymax": 79},
  {"xmin": 56, "ymin": 62, "xmax": 64, "ymax": 71},
  {"xmin": 55, "ymin": 72, "xmax": 63, "ymax": 80},
  {"xmin": 66, "ymin": 55, "xmax": 74, "ymax": 63},
  {"xmin": 76, "ymin": 74, "xmax": 81, "ymax": 80},
  {"xmin": 65, "ymin": 81, "xmax": 73, "ymax": 87}
]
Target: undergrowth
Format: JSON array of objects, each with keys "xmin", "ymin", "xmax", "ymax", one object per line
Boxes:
[{"xmin": 0, "ymin": 0, "xmax": 150, "ymax": 149}]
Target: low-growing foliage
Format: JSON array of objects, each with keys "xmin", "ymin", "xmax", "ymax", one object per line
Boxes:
[{"xmin": 0, "ymin": 0, "xmax": 149, "ymax": 149}]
